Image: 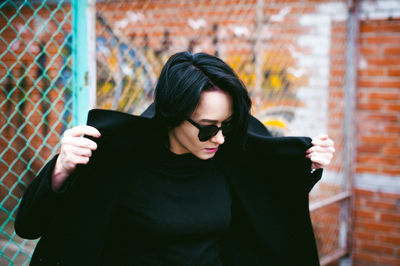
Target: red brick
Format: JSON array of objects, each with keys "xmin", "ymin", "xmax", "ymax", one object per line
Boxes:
[
  {"xmin": 355, "ymin": 210, "xmax": 376, "ymax": 220},
  {"xmin": 359, "ymin": 47, "xmax": 381, "ymax": 56},
  {"xmin": 330, "ymin": 79, "xmax": 344, "ymax": 87},
  {"xmin": 378, "ymin": 81, "xmax": 400, "ymax": 88},
  {"xmin": 353, "ymin": 251, "xmax": 378, "ymax": 263},
  {"xmin": 368, "ymin": 58, "xmax": 400, "ymax": 66},
  {"xmin": 330, "ymin": 68, "xmax": 345, "ymax": 77},
  {"xmin": 358, "ymin": 69, "xmax": 385, "ymax": 77},
  {"xmin": 330, "ymin": 90, "xmax": 344, "ymax": 98},
  {"xmin": 383, "ymin": 146, "xmax": 400, "ymax": 156},
  {"xmin": 377, "ymin": 192, "xmax": 400, "ymax": 200},
  {"xmin": 331, "ymin": 26, "xmax": 346, "ymax": 35},
  {"xmin": 385, "ymin": 125, "xmax": 400, "ymax": 133},
  {"xmin": 355, "ymin": 189, "xmax": 376, "ymax": 197},
  {"xmin": 360, "ymin": 22, "xmax": 400, "ymax": 33},
  {"xmin": 355, "ymin": 198, "xmax": 365, "ymax": 208},
  {"xmin": 384, "ymin": 47, "xmax": 400, "ymax": 55},
  {"xmin": 365, "ymin": 114, "xmax": 398, "ymax": 122},
  {"xmin": 312, "ymin": 214, "xmax": 338, "ymax": 224},
  {"xmin": 356, "ymin": 166, "xmax": 379, "ymax": 174},
  {"xmin": 364, "ymin": 36, "xmax": 400, "ymax": 45},
  {"xmin": 379, "ymin": 235, "xmax": 400, "ymax": 245},
  {"xmin": 360, "ymin": 242, "xmax": 395, "ymax": 255},
  {"xmin": 332, "ymin": 57, "xmax": 345, "ymax": 66},
  {"xmin": 356, "ymin": 221, "xmax": 398, "ymax": 232},
  {"xmin": 357, "ymin": 145, "xmax": 382, "ymax": 153},
  {"xmin": 358, "ymin": 80, "xmax": 377, "ymax": 88},
  {"xmin": 381, "ymin": 169, "xmax": 400, "ymax": 175},
  {"xmin": 379, "ymin": 255, "xmax": 400, "ymax": 265},
  {"xmin": 365, "ymin": 200, "xmax": 397, "ymax": 211},
  {"xmin": 387, "ymin": 104, "xmax": 400, "ymax": 111},
  {"xmin": 381, "ymin": 213, "xmax": 400, "ymax": 223},
  {"xmin": 358, "ymin": 155, "xmax": 398, "ymax": 165},
  {"xmin": 354, "ymin": 231, "xmax": 377, "ymax": 241},
  {"xmin": 357, "ymin": 103, "xmax": 382, "ymax": 110},
  {"xmin": 357, "ymin": 122, "xmax": 385, "ymax": 134},
  {"xmin": 388, "ymin": 69, "xmax": 400, "ymax": 76},
  {"xmin": 367, "ymin": 92, "xmax": 399, "ymax": 101}
]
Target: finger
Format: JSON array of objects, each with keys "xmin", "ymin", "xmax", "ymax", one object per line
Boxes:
[
  {"xmin": 311, "ymin": 138, "xmax": 334, "ymax": 147},
  {"xmin": 313, "ymin": 134, "xmax": 328, "ymax": 140},
  {"xmin": 62, "ymin": 136, "xmax": 98, "ymax": 150},
  {"xmin": 66, "ymin": 146, "xmax": 93, "ymax": 157},
  {"xmin": 63, "ymin": 152, "xmax": 90, "ymax": 166},
  {"xmin": 307, "ymin": 150, "xmax": 334, "ymax": 160},
  {"xmin": 64, "ymin": 125, "xmax": 101, "ymax": 138},
  {"xmin": 315, "ymin": 153, "xmax": 333, "ymax": 161},
  {"xmin": 307, "ymin": 145, "xmax": 335, "ymax": 154},
  {"xmin": 59, "ymin": 152, "xmax": 90, "ymax": 172}
]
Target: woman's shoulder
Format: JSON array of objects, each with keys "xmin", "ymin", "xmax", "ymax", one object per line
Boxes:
[
  {"xmin": 87, "ymin": 108, "xmax": 163, "ymax": 161},
  {"xmin": 87, "ymin": 109, "xmax": 148, "ymax": 129}
]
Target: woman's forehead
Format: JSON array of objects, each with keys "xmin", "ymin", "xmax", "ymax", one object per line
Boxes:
[{"xmin": 192, "ymin": 90, "xmax": 233, "ymax": 120}]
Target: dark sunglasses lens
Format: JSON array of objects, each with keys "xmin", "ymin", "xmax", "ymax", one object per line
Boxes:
[{"xmin": 199, "ymin": 126, "xmax": 219, "ymax": 142}]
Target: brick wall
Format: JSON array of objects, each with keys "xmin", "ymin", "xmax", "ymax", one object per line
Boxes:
[
  {"xmin": 353, "ymin": 1, "xmax": 400, "ymax": 265},
  {"xmin": 1, "ymin": 0, "xmax": 400, "ymax": 265}
]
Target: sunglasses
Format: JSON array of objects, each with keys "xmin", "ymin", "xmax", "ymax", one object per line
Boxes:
[{"xmin": 187, "ymin": 118, "xmax": 234, "ymax": 142}]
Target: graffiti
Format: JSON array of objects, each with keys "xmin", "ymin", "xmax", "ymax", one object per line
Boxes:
[
  {"xmin": 96, "ymin": 14, "xmax": 159, "ymax": 114},
  {"xmin": 95, "ymin": 13, "xmax": 307, "ymax": 136}
]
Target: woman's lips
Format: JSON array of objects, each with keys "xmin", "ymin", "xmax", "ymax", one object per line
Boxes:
[{"xmin": 205, "ymin": 147, "xmax": 219, "ymax": 153}]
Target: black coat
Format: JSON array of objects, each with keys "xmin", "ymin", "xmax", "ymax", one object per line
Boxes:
[{"xmin": 15, "ymin": 107, "xmax": 322, "ymax": 266}]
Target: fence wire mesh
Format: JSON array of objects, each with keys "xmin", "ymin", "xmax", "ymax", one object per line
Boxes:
[
  {"xmin": 0, "ymin": 0, "xmax": 352, "ymax": 264},
  {"xmin": 0, "ymin": 0, "xmax": 73, "ymax": 264}
]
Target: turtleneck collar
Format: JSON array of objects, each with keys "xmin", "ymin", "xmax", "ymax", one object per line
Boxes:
[{"xmin": 153, "ymin": 145, "xmax": 213, "ymax": 178}]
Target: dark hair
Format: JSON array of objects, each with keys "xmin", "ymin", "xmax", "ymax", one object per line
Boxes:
[{"xmin": 154, "ymin": 51, "xmax": 251, "ymax": 148}]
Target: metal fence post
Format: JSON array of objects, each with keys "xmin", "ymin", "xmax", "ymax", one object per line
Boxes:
[
  {"xmin": 342, "ymin": 0, "xmax": 359, "ymax": 265},
  {"xmin": 72, "ymin": 0, "xmax": 90, "ymax": 126}
]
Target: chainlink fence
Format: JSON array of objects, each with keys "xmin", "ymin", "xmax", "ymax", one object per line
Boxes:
[
  {"xmin": 1, "ymin": 0, "xmax": 354, "ymax": 264},
  {"xmin": 0, "ymin": 0, "xmax": 73, "ymax": 264}
]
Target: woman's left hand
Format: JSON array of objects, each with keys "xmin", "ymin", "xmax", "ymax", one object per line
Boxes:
[{"xmin": 306, "ymin": 134, "xmax": 335, "ymax": 170}]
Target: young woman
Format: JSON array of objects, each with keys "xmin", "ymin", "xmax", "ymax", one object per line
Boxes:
[{"xmin": 15, "ymin": 52, "xmax": 334, "ymax": 266}]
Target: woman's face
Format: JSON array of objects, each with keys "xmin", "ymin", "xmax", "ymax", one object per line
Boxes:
[{"xmin": 169, "ymin": 90, "xmax": 233, "ymax": 160}]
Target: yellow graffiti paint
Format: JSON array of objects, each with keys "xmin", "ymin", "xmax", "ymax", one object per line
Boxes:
[{"xmin": 263, "ymin": 120, "xmax": 286, "ymax": 129}]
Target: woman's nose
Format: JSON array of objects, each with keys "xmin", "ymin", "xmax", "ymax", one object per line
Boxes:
[{"xmin": 210, "ymin": 129, "xmax": 225, "ymax": 145}]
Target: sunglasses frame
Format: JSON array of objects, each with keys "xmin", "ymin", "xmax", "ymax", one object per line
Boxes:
[{"xmin": 186, "ymin": 118, "xmax": 233, "ymax": 142}]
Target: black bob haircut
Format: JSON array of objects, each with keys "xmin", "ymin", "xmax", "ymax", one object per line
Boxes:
[{"xmin": 154, "ymin": 51, "xmax": 252, "ymax": 148}]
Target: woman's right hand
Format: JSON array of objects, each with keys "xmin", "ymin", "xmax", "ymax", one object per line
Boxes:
[{"xmin": 52, "ymin": 125, "xmax": 101, "ymax": 191}]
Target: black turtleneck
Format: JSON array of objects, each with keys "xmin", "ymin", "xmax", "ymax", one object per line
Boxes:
[{"xmin": 100, "ymin": 146, "xmax": 232, "ymax": 265}]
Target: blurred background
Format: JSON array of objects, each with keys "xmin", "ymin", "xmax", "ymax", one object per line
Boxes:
[{"xmin": 0, "ymin": 0, "xmax": 399, "ymax": 265}]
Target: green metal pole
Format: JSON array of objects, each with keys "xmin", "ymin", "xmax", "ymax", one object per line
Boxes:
[{"xmin": 72, "ymin": 0, "xmax": 89, "ymax": 126}]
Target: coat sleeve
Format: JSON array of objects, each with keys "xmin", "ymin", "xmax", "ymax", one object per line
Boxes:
[
  {"xmin": 14, "ymin": 155, "xmax": 76, "ymax": 239},
  {"xmin": 244, "ymin": 134, "xmax": 322, "ymax": 193},
  {"xmin": 246, "ymin": 115, "xmax": 322, "ymax": 192},
  {"xmin": 14, "ymin": 109, "xmax": 149, "ymax": 241}
]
